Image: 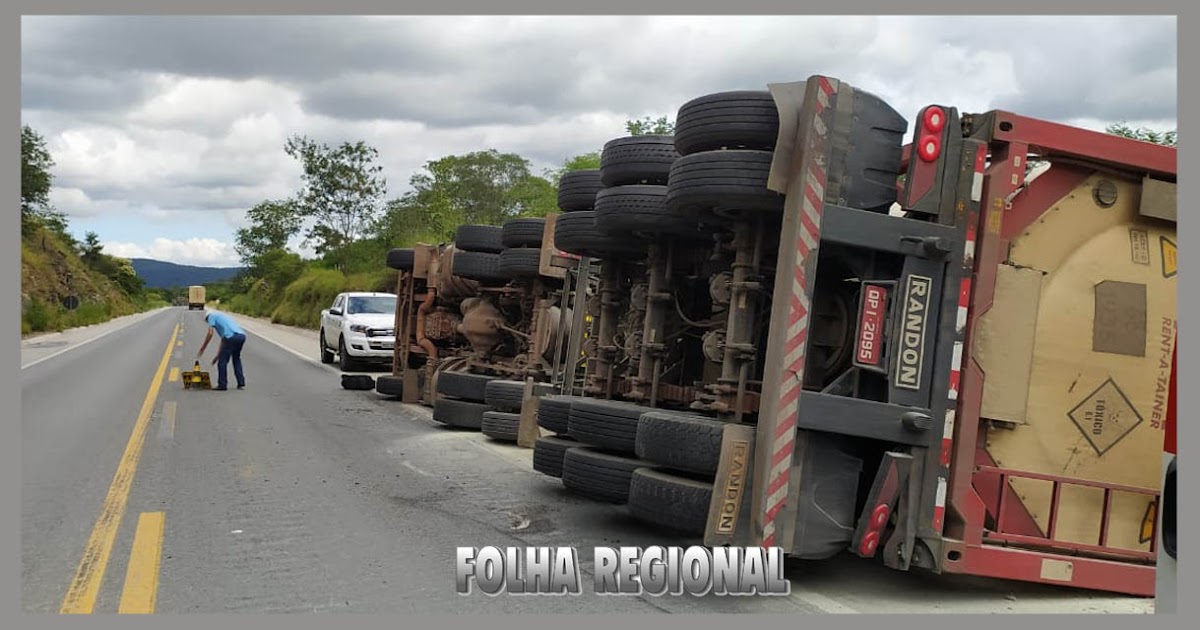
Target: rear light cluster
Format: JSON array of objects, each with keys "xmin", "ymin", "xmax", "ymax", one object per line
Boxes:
[
  {"xmin": 858, "ymin": 502, "xmax": 891, "ymax": 556},
  {"xmin": 917, "ymin": 106, "xmax": 946, "ymax": 163}
]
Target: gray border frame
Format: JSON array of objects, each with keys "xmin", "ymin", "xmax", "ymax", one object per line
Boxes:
[{"xmin": 8, "ymin": 1, "xmax": 1189, "ymax": 627}]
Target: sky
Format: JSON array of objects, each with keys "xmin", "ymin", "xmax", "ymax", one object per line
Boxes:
[{"xmin": 20, "ymin": 15, "xmax": 1178, "ymax": 267}]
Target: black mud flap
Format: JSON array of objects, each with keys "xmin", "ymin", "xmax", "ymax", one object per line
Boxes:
[{"xmin": 790, "ymin": 433, "xmax": 864, "ymax": 559}]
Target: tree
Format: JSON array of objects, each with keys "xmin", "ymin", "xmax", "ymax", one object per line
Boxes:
[
  {"xmin": 284, "ymin": 135, "xmax": 387, "ymax": 268},
  {"xmin": 625, "ymin": 115, "xmax": 675, "ymax": 136},
  {"xmin": 1106, "ymin": 122, "xmax": 1177, "ymax": 147},
  {"xmin": 234, "ymin": 199, "xmax": 303, "ymax": 269},
  {"xmin": 79, "ymin": 231, "xmax": 103, "ymax": 264},
  {"xmin": 545, "ymin": 151, "xmax": 602, "ymax": 187},
  {"xmin": 22, "ymin": 125, "xmax": 54, "ymax": 218}
]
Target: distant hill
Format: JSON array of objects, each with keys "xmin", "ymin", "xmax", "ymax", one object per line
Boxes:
[{"xmin": 130, "ymin": 258, "xmax": 244, "ymax": 288}]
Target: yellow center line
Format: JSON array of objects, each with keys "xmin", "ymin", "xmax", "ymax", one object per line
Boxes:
[
  {"xmin": 176, "ymin": 340, "xmax": 183, "ymax": 348},
  {"xmin": 60, "ymin": 323, "xmax": 179, "ymax": 614},
  {"xmin": 117, "ymin": 512, "xmax": 166, "ymax": 614},
  {"xmin": 168, "ymin": 367, "xmax": 180, "ymax": 383}
]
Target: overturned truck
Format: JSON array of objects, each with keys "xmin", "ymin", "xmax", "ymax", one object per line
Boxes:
[{"xmin": 527, "ymin": 74, "xmax": 1176, "ymax": 596}]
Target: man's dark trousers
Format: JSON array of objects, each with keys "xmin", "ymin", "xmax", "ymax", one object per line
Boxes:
[{"xmin": 216, "ymin": 332, "xmax": 247, "ymax": 389}]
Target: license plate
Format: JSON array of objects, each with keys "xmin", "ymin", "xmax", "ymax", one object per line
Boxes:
[{"xmin": 855, "ymin": 284, "xmax": 888, "ymax": 367}]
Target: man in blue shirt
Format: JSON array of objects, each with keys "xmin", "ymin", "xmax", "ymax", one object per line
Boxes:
[{"xmin": 198, "ymin": 310, "xmax": 248, "ymax": 391}]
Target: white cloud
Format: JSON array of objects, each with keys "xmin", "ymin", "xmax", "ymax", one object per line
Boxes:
[{"xmin": 104, "ymin": 237, "xmax": 239, "ymax": 267}]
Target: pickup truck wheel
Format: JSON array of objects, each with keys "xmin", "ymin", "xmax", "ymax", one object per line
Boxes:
[
  {"xmin": 553, "ymin": 211, "xmax": 648, "ymax": 260},
  {"xmin": 532, "ymin": 436, "xmax": 577, "ymax": 478},
  {"xmin": 561, "ymin": 447, "xmax": 648, "ymax": 504},
  {"xmin": 627, "ymin": 468, "xmax": 713, "ymax": 535},
  {"xmin": 484, "ymin": 379, "xmax": 526, "ymax": 412},
  {"xmin": 536, "ymin": 395, "xmax": 579, "ymax": 433},
  {"xmin": 319, "ymin": 331, "xmax": 335, "ymax": 364},
  {"xmin": 338, "ymin": 337, "xmax": 358, "ymax": 372},
  {"xmin": 451, "ymin": 250, "xmax": 509, "ymax": 284},
  {"xmin": 634, "ymin": 411, "xmax": 725, "ymax": 477},
  {"xmin": 594, "ymin": 185, "xmax": 708, "ymax": 240},
  {"xmin": 432, "ymin": 398, "xmax": 489, "ymax": 429},
  {"xmin": 567, "ymin": 398, "xmax": 653, "ymax": 455},
  {"xmin": 497, "ymin": 248, "xmax": 543, "ymax": 279},
  {"xmin": 481, "ymin": 411, "xmax": 521, "ymax": 442},
  {"xmin": 386, "ymin": 247, "xmax": 415, "ymax": 270},
  {"xmin": 665, "ymin": 149, "xmax": 784, "ymax": 216},
  {"xmin": 436, "ymin": 371, "xmax": 496, "ymax": 402},
  {"xmin": 673, "ymin": 90, "xmax": 780, "ymax": 156},
  {"xmin": 455, "ymin": 225, "xmax": 505, "ymax": 254},
  {"xmin": 557, "ymin": 169, "xmax": 604, "ymax": 212},
  {"xmin": 599, "ymin": 135, "xmax": 679, "ymax": 187},
  {"xmin": 501, "ymin": 218, "xmax": 546, "ymax": 248}
]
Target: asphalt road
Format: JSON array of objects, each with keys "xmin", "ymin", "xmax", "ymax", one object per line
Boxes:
[{"xmin": 20, "ymin": 307, "xmax": 1155, "ymax": 614}]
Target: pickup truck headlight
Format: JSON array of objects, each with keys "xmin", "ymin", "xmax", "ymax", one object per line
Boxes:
[{"xmin": 349, "ymin": 324, "xmax": 370, "ymax": 334}]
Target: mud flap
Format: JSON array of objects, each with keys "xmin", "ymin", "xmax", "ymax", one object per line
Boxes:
[
  {"xmin": 704, "ymin": 423, "xmax": 757, "ymax": 547},
  {"xmin": 850, "ymin": 451, "xmax": 913, "ymax": 558},
  {"xmin": 788, "ymin": 433, "xmax": 864, "ymax": 559}
]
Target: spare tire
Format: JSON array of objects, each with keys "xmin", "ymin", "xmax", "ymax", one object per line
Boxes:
[{"xmin": 386, "ymin": 248, "xmax": 415, "ymax": 271}]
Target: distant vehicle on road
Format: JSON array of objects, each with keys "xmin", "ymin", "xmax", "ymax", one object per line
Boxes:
[
  {"xmin": 320, "ymin": 292, "xmax": 399, "ymax": 371},
  {"xmin": 188, "ymin": 285, "xmax": 206, "ymax": 310}
]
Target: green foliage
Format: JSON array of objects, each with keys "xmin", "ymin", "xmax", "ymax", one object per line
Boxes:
[
  {"xmin": 545, "ymin": 151, "xmax": 602, "ymax": 187},
  {"xmin": 234, "ymin": 200, "xmax": 302, "ymax": 269},
  {"xmin": 22, "ymin": 125, "xmax": 55, "ymax": 220},
  {"xmin": 284, "ymin": 135, "xmax": 387, "ymax": 268},
  {"xmin": 625, "ymin": 115, "xmax": 675, "ymax": 136},
  {"xmin": 1106, "ymin": 122, "xmax": 1177, "ymax": 147}
]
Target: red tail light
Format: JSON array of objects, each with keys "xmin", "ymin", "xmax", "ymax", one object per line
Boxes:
[
  {"xmin": 923, "ymin": 106, "xmax": 946, "ymax": 133},
  {"xmin": 918, "ymin": 134, "xmax": 941, "ymax": 162}
]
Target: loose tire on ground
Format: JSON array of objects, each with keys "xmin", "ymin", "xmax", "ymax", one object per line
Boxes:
[
  {"xmin": 635, "ymin": 410, "xmax": 726, "ymax": 477},
  {"xmin": 532, "ymin": 435, "xmax": 577, "ymax": 478},
  {"xmin": 501, "ymin": 218, "xmax": 546, "ymax": 248},
  {"xmin": 484, "ymin": 379, "xmax": 525, "ymax": 412},
  {"xmin": 432, "ymin": 397, "xmax": 490, "ymax": 429},
  {"xmin": 599, "ymin": 135, "xmax": 679, "ymax": 187},
  {"xmin": 481, "ymin": 411, "xmax": 520, "ymax": 442},
  {"xmin": 436, "ymin": 371, "xmax": 496, "ymax": 402},
  {"xmin": 375, "ymin": 374, "xmax": 404, "ymax": 397},
  {"xmin": 665, "ymin": 150, "xmax": 784, "ymax": 215},
  {"xmin": 560, "ymin": 447, "xmax": 647, "ymax": 504},
  {"xmin": 673, "ymin": 91, "xmax": 780, "ymax": 156},
  {"xmin": 455, "ymin": 224, "xmax": 505, "ymax": 254},
  {"xmin": 386, "ymin": 248, "xmax": 415, "ymax": 271},
  {"xmin": 627, "ymin": 468, "xmax": 713, "ymax": 535},
  {"xmin": 341, "ymin": 374, "xmax": 375, "ymax": 391},
  {"xmin": 557, "ymin": 170, "xmax": 604, "ymax": 211}
]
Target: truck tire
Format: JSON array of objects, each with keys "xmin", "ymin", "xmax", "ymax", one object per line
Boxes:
[
  {"xmin": 455, "ymin": 224, "xmax": 505, "ymax": 254},
  {"xmin": 665, "ymin": 150, "xmax": 784, "ymax": 215},
  {"xmin": 501, "ymin": 218, "xmax": 546, "ymax": 248},
  {"xmin": 557, "ymin": 170, "xmax": 604, "ymax": 211},
  {"xmin": 635, "ymin": 411, "xmax": 726, "ymax": 477},
  {"xmin": 567, "ymin": 398, "xmax": 652, "ymax": 455},
  {"xmin": 484, "ymin": 379, "xmax": 525, "ymax": 412},
  {"xmin": 599, "ymin": 135, "xmax": 679, "ymax": 187},
  {"xmin": 451, "ymin": 250, "xmax": 509, "ymax": 284},
  {"xmin": 537, "ymin": 395, "xmax": 578, "ymax": 433},
  {"xmin": 481, "ymin": 411, "xmax": 521, "ymax": 442},
  {"xmin": 375, "ymin": 374, "xmax": 404, "ymax": 397},
  {"xmin": 341, "ymin": 374, "xmax": 375, "ymax": 391},
  {"xmin": 497, "ymin": 248, "xmax": 543, "ymax": 279},
  {"xmin": 532, "ymin": 435, "xmax": 577, "ymax": 478},
  {"xmin": 561, "ymin": 447, "xmax": 646, "ymax": 504},
  {"xmin": 627, "ymin": 468, "xmax": 713, "ymax": 535},
  {"xmin": 554, "ymin": 211, "xmax": 648, "ymax": 260},
  {"xmin": 432, "ymin": 397, "xmax": 489, "ymax": 429},
  {"xmin": 673, "ymin": 91, "xmax": 780, "ymax": 156},
  {"xmin": 594, "ymin": 185, "xmax": 706, "ymax": 240},
  {"xmin": 386, "ymin": 247, "xmax": 415, "ymax": 271},
  {"xmin": 436, "ymin": 371, "xmax": 496, "ymax": 402}
]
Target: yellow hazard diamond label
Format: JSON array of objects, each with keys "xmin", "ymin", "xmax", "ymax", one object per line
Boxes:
[{"xmin": 1161, "ymin": 236, "xmax": 1177, "ymax": 278}]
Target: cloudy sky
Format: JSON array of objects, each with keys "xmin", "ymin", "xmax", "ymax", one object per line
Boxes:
[{"xmin": 21, "ymin": 15, "xmax": 1177, "ymax": 267}]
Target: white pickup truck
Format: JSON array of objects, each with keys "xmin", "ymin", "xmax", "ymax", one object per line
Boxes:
[{"xmin": 319, "ymin": 291, "xmax": 399, "ymax": 371}]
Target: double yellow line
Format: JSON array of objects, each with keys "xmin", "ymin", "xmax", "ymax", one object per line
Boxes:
[{"xmin": 60, "ymin": 324, "xmax": 179, "ymax": 614}]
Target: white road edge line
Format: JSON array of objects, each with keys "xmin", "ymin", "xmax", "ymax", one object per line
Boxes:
[
  {"xmin": 20, "ymin": 307, "xmax": 172, "ymax": 371},
  {"xmin": 238, "ymin": 321, "xmax": 340, "ymax": 374}
]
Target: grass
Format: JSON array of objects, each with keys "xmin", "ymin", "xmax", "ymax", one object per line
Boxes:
[{"xmin": 222, "ymin": 267, "xmax": 397, "ymax": 330}]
